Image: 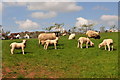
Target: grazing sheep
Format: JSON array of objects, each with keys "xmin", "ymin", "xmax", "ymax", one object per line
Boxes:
[
  {"xmin": 10, "ymin": 40, "xmax": 27, "ymax": 55},
  {"xmin": 62, "ymin": 33, "xmax": 67, "ymax": 36},
  {"xmin": 38, "ymin": 33, "xmax": 56, "ymax": 45},
  {"xmin": 86, "ymin": 30, "xmax": 100, "ymax": 39},
  {"xmin": 44, "ymin": 37, "xmax": 59, "ymax": 50},
  {"xmin": 99, "ymin": 39, "xmax": 113, "ymax": 51},
  {"xmin": 68, "ymin": 33, "xmax": 75, "ymax": 40},
  {"xmin": 77, "ymin": 37, "xmax": 94, "ymax": 49}
]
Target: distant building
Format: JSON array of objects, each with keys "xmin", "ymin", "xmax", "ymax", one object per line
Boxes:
[
  {"xmin": 24, "ymin": 34, "xmax": 30, "ymax": 39},
  {"xmin": 108, "ymin": 29, "xmax": 118, "ymax": 32}
]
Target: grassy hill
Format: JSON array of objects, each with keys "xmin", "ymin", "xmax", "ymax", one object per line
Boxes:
[{"xmin": 2, "ymin": 32, "xmax": 118, "ymax": 78}]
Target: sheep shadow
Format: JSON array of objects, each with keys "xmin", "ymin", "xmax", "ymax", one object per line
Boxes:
[
  {"xmin": 15, "ymin": 51, "xmax": 33, "ymax": 54},
  {"xmin": 81, "ymin": 45, "xmax": 94, "ymax": 49},
  {"xmin": 94, "ymin": 35, "xmax": 101, "ymax": 39},
  {"xmin": 100, "ymin": 48, "xmax": 116, "ymax": 51},
  {"xmin": 89, "ymin": 35, "xmax": 101, "ymax": 39},
  {"xmin": 45, "ymin": 44, "xmax": 64, "ymax": 50}
]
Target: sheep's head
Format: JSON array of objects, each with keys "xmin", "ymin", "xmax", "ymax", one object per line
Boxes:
[
  {"xmin": 98, "ymin": 43, "xmax": 103, "ymax": 48},
  {"xmin": 22, "ymin": 40, "xmax": 27, "ymax": 43},
  {"xmin": 90, "ymin": 41, "xmax": 94, "ymax": 46},
  {"xmin": 41, "ymin": 41, "xmax": 45, "ymax": 45},
  {"xmin": 55, "ymin": 37, "xmax": 59, "ymax": 41}
]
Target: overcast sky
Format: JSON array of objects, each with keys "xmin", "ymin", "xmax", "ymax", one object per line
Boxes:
[{"xmin": 2, "ymin": 2, "xmax": 118, "ymax": 32}]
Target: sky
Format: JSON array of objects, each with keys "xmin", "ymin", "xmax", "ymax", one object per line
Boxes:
[{"xmin": 2, "ymin": 2, "xmax": 118, "ymax": 33}]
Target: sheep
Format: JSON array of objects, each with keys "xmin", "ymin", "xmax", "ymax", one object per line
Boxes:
[
  {"xmin": 44, "ymin": 37, "xmax": 59, "ymax": 50},
  {"xmin": 10, "ymin": 40, "xmax": 27, "ymax": 55},
  {"xmin": 68, "ymin": 33, "xmax": 75, "ymax": 40},
  {"xmin": 86, "ymin": 30, "xmax": 100, "ymax": 39},
  {"xmin": 99, "ymin": 39, "xmax": 113, "ymax": 51},
  {"xmin": 62, "ymin": 33, "xmax": 67, "ymax": 36},
  {"xmin": 77, "ymin": 37, "xmax": 94, "ymax": 49},
  {"xmin": 38, "ymin": 33, "xmax": 56, "ymax": 45}
]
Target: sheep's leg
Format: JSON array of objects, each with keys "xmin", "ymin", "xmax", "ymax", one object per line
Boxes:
[
  {"xmin": 54, "ymin": 43, "xmax": 57, "ymax": 49},
  {"xmin": 46, "ymin": 43, "xmax": 49, "ymax": 50},
  {"xmin": 80, "ymin": 43, "xmax": 83, "ymax": 49},
  {"xmin": 44, "ymin": 44, "xmax": 47, "ymax": 50},
  {"xmin": 45, "ymin": 43, "xmax": 48, "ymax": 50},
  {"xmin": 44, "ymin": 44, "xmax": 46, "ymax": 49},
  {"xmin": 86, "ymin": 42, "xmax": 88, "ymax": 48},
  {"xmin": 107, "ymin": 44, "xmax": 110, "ymax": 51},
  {"xmin": 111, "ymin": 45, "xmax": 113, "ymax": 51},
  {"xmin": 11, "ymin": 48, "xmax": 14, "ymax": 54},
  {"xmin": 105, "ymin": 45, "xmax": 107, "ymax": 50},
  {"xmin": 22, "ymin": 47, "xmax": 25, "ymax": 55},
  {"xmin": 77, "ymin": 42, "xmax": 80, "ymax": 48},
  {"xmin": 38, "ymin": 40, "xmax": 41, "ymax": 46}
]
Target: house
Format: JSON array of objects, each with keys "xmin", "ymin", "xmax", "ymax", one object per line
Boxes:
[{"xmin": 24, "ymin": 34, "xmax": 30, "ymax": 39}]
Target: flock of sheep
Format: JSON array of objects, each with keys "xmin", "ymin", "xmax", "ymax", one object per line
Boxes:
[{"xmin": 10, "ymin": 30, "xmax": 114, "ymax": 55}]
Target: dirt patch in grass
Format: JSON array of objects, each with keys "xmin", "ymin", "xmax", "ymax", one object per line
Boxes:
[
  {"xmin": 2, "ymin": 63, "xmax": 64, "ymax": 78},
  {"xmin": 25, "ymin": 72, "xmax": 35, "ymax": 78},
  {"xmin": 2, "ymin": 67, "xmax": 17, "ymax": 78},
  {"xmin": 25, "ymin": 66, "xmax": 64, "ymax": 78}
]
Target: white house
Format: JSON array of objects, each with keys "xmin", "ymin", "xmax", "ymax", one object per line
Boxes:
[
  {"xmin": 24, "ymin": 34, "xmax": 30, "ymax": 39},
  {"xmin": 15, "ymin": 34, "xmax": 21, "ymax": 39}
]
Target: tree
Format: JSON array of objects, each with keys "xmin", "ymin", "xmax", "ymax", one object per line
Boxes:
[
  {"xmin": 45, "ymin": 23, "xmax": 64, "ymax": 32},
  {"xmin": 82, "ymin": 24, "xmax": 94, "ymax": 32},
  {"xmin": 110, "ymin": 25, "xmax": 116, "ymax": 30},
  {"xmin": 54, "ymin": 23, "xmax": 64, "ymax": 31},
  {"xmin": 45, "ymin": 26, "xmax": 55, "ymax": 31},
  {"xmin": 0, "ymin": 25, "xmax": 4, "ymax": 33},
  {"xmin": 71, "ymin": 26, "xmax": 77, "ymax": 32},
  {"xmin": 100, "ymin": 26, "xmax": 105, "ymax": 32},
  {"xmin": 54, "ymin": 23, "xmax": 64, "ymax": 28}
]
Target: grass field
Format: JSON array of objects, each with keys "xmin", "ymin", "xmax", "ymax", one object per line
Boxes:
[{"xmin": 2, "ymin": 32, "xmax": 118, "ymax": 78}]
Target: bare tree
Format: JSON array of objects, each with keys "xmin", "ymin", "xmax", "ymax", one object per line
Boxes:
[
  {"xmin": 71, "ymin": 26, "xmax": 77, "ymax": 33},
  {"xmin": 45, "ymin": 23, "xmax": 64, "ymax": 32},
  {"xmin": 45, "ymin": 26, "xmax": 55, "ymax": 31},
  {"xmin": 100, "ymin": 26, "xmax": 105, "ymax": 32},
  {"xmin": 110, "ymin": 25, "xmax": 116, "ymax": 30},
  {"xmin": 82, "ymin": 24, "xmax": 94, "ymax": 32}
]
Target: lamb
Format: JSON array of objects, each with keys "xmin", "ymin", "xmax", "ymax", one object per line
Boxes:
[
  {"xmin": 68, "ymin": 33, "xmax": 75, "ymax": 40},
  {"xmin": 10, "ymin": 40, "xmax": 27, "ymax": 55},
  {"xmin": 86, "ymin": 30, "xmax": 100, "ymax": 39},
  {"xmin": 77, "ymin": 37, "xmax": 94, "ymax": 49},
  {"xmin": 99, "ymin": 39, "xmax": 113, "ymax": 51},
  {"xmin": 38, "ymin": 33, "xmax": 56, "ymax": 45},
  {"xmin": 44, "ymin": 37, "xmax": 59, "ymax": 50}
]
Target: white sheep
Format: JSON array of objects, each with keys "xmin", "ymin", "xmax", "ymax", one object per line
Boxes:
[
  {"xmin": 99, "ymin": 39, "xmax": 113, "ymax": 51},
  {"xmin": 38, "ymin": 33, "xmax": 56, "ymax": 45},
  {"xmin": 10, "ymin": 40, "xmax": 27, "ymax": 55},
  {"xmin": 77, "ymin": 37, "xmax": 94, "ymax": 49},
  {"xmin": 68, "ymin": 33, "xmax": 75, "ymax": 40},
  {"xmin": 62, "ymin": 33, "xmax": 67, "ymax": 36},
  {"xmin": 86, "ymin": 30, "xmax": 100, "ymax": 39},
  {"xmin": 44, "ymin": 37, "xmax": 59, "ymax": 50}
]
